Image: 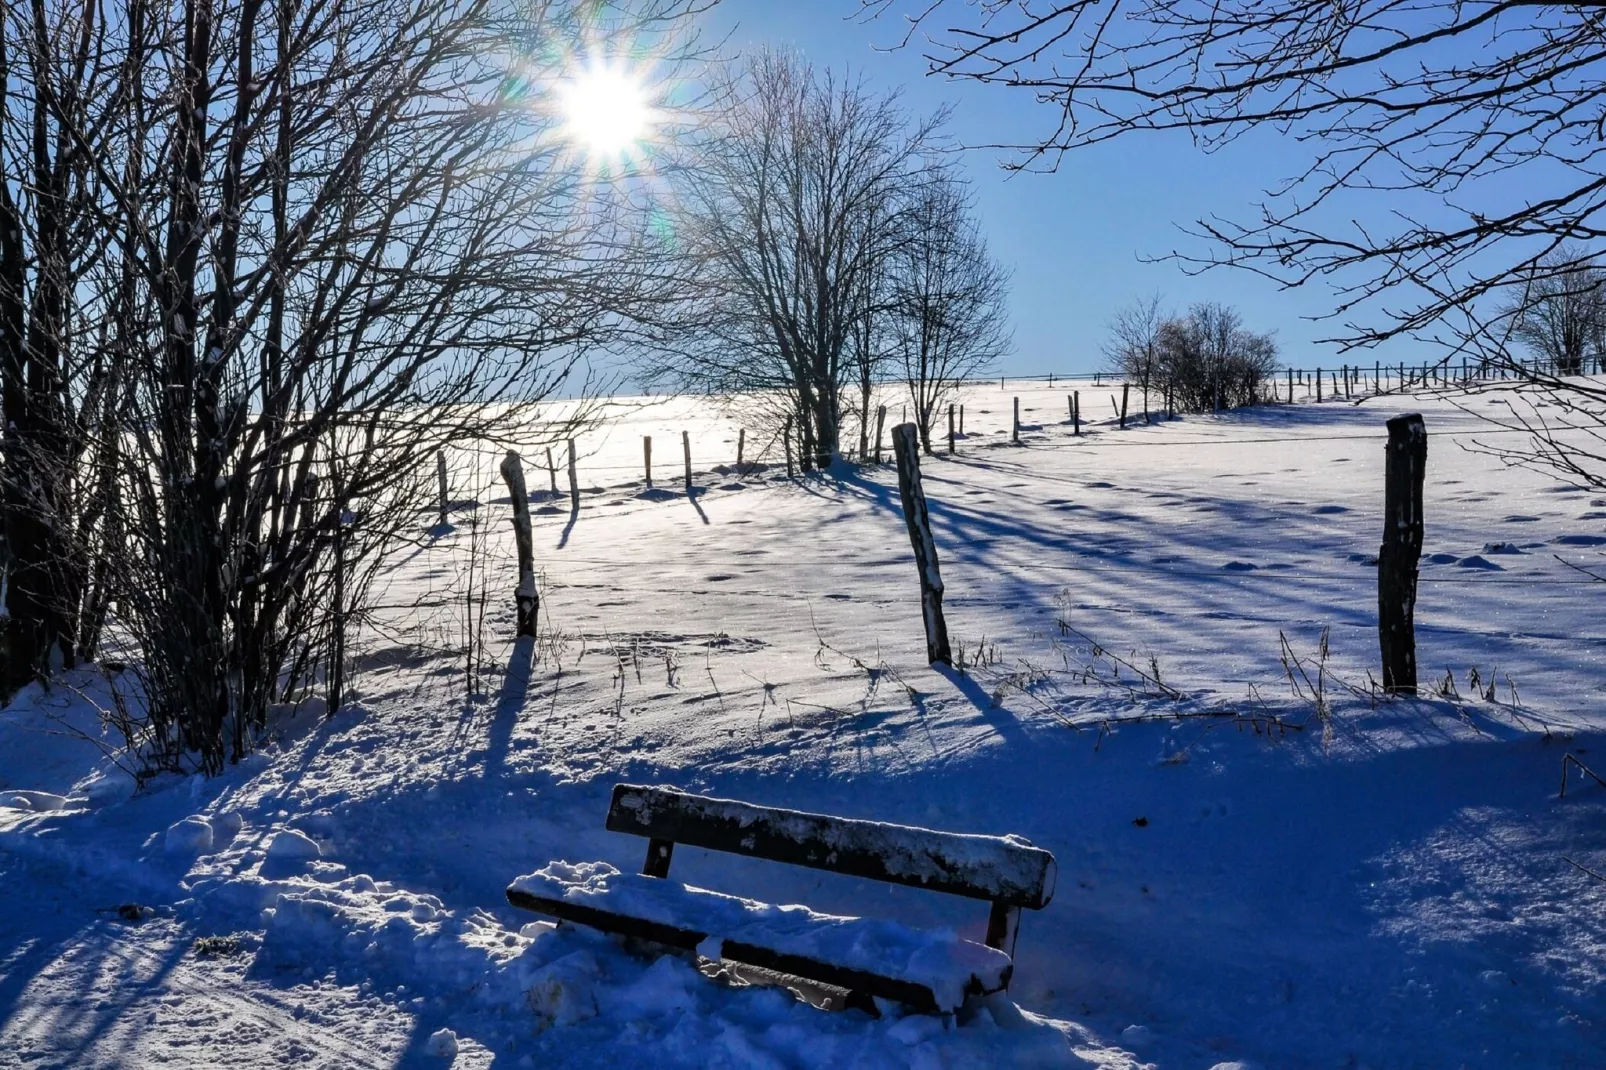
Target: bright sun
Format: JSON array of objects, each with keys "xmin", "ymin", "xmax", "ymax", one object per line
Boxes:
[{"xmin": 559, "ymin": 63, "xmax": 653, "ymax": 158}]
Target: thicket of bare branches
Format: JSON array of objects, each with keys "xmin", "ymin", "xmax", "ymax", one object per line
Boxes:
[
  {"xmin": 1503, "ymin": 247, "xmax": 1606, "ymax": 377},
  {"xmin": 660, "ymin": 50, "xmax": 947, "ymax": 469},
  {"xmin": 1105, "ymin": 298, "xmax": 1276, "ymax": 414},
  {"xmin": 0, "ymin": 0, "xmax": 699, "ymax": 772}
]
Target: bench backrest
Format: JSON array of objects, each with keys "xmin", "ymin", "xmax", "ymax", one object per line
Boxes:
[{"xmin": 606, "ymin": 783, "xmax": 1056, "ymax": 910}]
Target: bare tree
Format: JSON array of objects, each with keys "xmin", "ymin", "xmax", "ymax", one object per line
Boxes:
[
  {"xmin": 1504, "ymin": 247, "xmax": 1605, "ymax": 376},
  {"xmin": 1, "ymin": 0, "xmax": 700, "ymax": 770},
  {"xmin": 889, "ymin": 170, "xmax": 1011, "ymax": 452},
  {"xmin": 664, "ymin": 50, "xmax": 943, "ymax": 469},
  {"xmin": 1103, "ymin": 293, "xmax": 1165, "ymax": 422}
]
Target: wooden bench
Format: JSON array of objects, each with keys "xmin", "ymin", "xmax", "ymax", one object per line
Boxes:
[{"xmin": 505, "ymin": 783, "xmax": 1056, "ymax": 1015}]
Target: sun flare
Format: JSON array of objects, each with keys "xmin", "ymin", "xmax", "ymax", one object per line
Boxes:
[{"xmin": 559, "ymin": 63, "xmax": 653, "ymax": 157}]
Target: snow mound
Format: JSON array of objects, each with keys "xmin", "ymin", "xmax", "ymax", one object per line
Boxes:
[
  {"xmin": 267, "ymin": 828, "xmax": 321, "ymax": 861},
  {"xmin": 424, "ymin": 1027, "xmax": 458, "ymax": 1058},
  {"xmin": 165, "ymin": 816, "xmax": 214, "ymax": 854},
  {"xmin": 510, "ymin": 860, "xmax": 1012, "ymax": 1012}
]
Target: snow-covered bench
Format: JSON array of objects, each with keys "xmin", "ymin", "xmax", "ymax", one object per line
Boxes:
[{"xmin": 505, "ymin": 784, "xmax": 1057, "ymax": 1015}]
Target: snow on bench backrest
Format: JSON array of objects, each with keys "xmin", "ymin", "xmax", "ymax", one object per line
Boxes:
[{"xmin": 605, "ymin": 784, "xmax": 1056, "ymax": 909}]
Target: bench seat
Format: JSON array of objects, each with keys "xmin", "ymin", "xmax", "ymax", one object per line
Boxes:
[{"xmin": 508, "ymin": 859, "xmax": 1013, "ymax": 1013}]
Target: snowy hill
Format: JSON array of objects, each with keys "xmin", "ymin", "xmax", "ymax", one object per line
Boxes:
[{"xmin": 3, "ymin": 381, "xmax": 1604, "ymax": 1069}]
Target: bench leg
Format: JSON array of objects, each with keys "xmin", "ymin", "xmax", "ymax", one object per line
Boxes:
[
  {"xmin": 985, "ymin": 902, "xmax": 1020, "ymax": 961},
  {"xmin": 642, "ymin": 838, "xmax": 674, "ymax": 878}
]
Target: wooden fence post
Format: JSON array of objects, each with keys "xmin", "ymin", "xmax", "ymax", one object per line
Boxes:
[
  {"xmin": 892, "ymin": 423, "xmax": 951, "ymax": 666},
  {"xmin": 1316, "ymin": 368, "xmax": 1323, "ymax": 403},
  {"xmin": 436, "ymin": 450, "xmax": 449, "ymax": 527},
  {"xmin": 1073, "ymin": 391, "xmax": 1080, "ymax": 436},
  {"xmin": 737, "ymin": 427, "xmax": 745, "ymax": 471},
  {"xmin": 643, "ymin": 436, "xmax": 652, "ymax": 486},
  {"xmin": 948, "ymin": 403, "xmax": 955, "ymax": 454},
  {"xmin": 567, "ymin": 439, "xmax": 579, "ymax": 512},
  {"xmin": 499, "ymin": 451, "xmax": 538, "ymax": 637},
  {"xmin": 1287, "ymin": 367, "xmax": 1293, "ymax": 403},
  {"xmin": 1119, "ymin": 383, "xmax": 1129, "ymax": 429},
  {"xmin": 873, "ymin": 405, "xmax": 887, "ymax": 463},
  {"xmin": 545, "ymin": 446, "xmax": 558, "ymax": 497},
  {"xmin": 1012, "ymin": 396, "xmax": 1020, "ymax": 443},
  {"xmin": 682, "ymin": 430, "xmax": 692, "ymax": 491},
  {"xmin": 784, "ymin": 416, "xmax": 794, "ymax": 475},
  {"xmin": 959, "ymin": 404, "xmax": 964, "ymax": 436},
  {"xmin": 1378, "ymin": 413, "xmax": 1427, "ymax": 693}
]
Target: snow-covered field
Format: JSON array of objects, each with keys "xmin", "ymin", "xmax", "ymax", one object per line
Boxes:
[{"xmin": 3, "ymin": 380, "xmax": 1605, "ymax": 1069}]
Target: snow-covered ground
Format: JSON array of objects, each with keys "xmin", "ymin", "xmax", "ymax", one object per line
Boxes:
[{"xmin": 3, "ymin": 380, "xmax": 1605, "ymax": 1069}]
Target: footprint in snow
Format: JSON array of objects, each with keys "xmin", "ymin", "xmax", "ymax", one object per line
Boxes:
[
  {"xmin": 1503, "ymin": 515, "xmax": 1542, "ymax": 523},
  {"xmin": 1312, "ymin": 504, "xmax": 1348, "ymax": 514},
  {"xmin": 1222, "ymin": 561, "xmax": 1259, "ymax": 571},
  {"xmin": 1554, "ymin": 534, "xmax": 1606, "ymax": 545},
  {"xmin": 1087, "ymin": 481, "xmax": 1115, "ymax": 489}
]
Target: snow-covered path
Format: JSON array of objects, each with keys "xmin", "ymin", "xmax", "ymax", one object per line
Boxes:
[{"xmin": 4, "ymin": 383, "xmax": 1605, "ymax": 1068}]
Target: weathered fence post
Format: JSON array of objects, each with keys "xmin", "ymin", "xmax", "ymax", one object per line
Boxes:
[
  {"xmin": 1068, "ymin": 394, "xmax": 1074, "ymax": 421},
  {"xmin": 784, "ymin": 416, "xmax": 795, "ymax": 476},
  {"xmin": 1316, "ymin": 368, "xmax": 1323, "ymax": 403},
  {"xmin": 567, "ymin": 439, "xmax": 579, "ymax": 511},
  {"xmin": 1119, "ymin": 383, "xmax": 1129, "ymax": 429},
  {"xmin": 1073, "ymin": 391, "xmax": 1080, "ymax": 436},
  {"xmin": 1378, "ymin": 413, "xmax": 1427, "ymax": 693},
  {"xmin": 959, "ymin": 404, "xmax": 964, "ymax": 436},
  {"xmin": 436, "ymin": 450, "xmax": 449, "ymax": 527},
  {"xmin": 873, "ymin": 405, "xmax": 887, "ymax": 463},
  {"xmin": 546, "ymin": 446, "xmax": 558, "ymax": 497},
  {"xmin": 1012, "ymin": 396, "xmax": 1020, "ymax": 444},
  {"xmin": 737, "ymin": 427, "xmax": 745, "ymax": 471},
  {"xmin": 948, "ymin": 403, "xmax": 955, "ymax": 454},
  {"xmin": 499, "ymin": 451, "xmax": 538, "ymax": 637},
  {"xmin": 1287, "ymin": 367, "xmax": 1294, "ymax": 403},
  {"xmin": 644, "ymin": 436, "xmax": 653, "ymax": 486},
  {"xmin": 892, "ymin": 423, "xmax": 951, "ymax": 666},
  {"xmin": 682, "ymin": 430, "xmax": 692, "ymax": 491}
]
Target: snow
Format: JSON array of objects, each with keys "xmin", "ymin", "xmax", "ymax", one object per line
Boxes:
[
  {"xmin": 1, "ymin": 379, "xmax": 1604, "ymax": 1068},
  {"xmin": 509, "ymin": 859, "xmax": 1014, "ymax": 1011}
]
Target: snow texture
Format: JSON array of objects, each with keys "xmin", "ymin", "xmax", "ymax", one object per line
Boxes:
[{"xmin": 2, "ymin": 382, "xmax": 1605, "ymax": 1069}]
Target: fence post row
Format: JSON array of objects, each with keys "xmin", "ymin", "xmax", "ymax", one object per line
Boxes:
[
  {"xmin": 499, "ymin": 450, "xmax": 538, "ymax": 638},
  {"xmin": 1378, "ymin": 413, "xmax": 1427, "ymax": 693},
  {"xmin": 892, "ymin": 423, "xmax": 951, "ymax": 666}
]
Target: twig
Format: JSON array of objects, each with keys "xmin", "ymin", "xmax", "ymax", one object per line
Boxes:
[
  {"xmin": 1561, "ymin": 753, "xmax": 1606, "ymax": 797},
  {"xmin": 1563, "ymin": 856, "xmax": 1606, "ymax": 883}
]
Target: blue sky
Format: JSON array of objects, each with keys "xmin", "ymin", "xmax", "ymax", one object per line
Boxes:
[{"xmin": 703, "ymin": 0, "xmax": 1414, "ymax": 377}]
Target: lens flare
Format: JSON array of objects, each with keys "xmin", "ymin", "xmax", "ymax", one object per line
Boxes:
[{"xmin": 559, "ymin": 62, "xmax": 653, "ymax": 158}]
